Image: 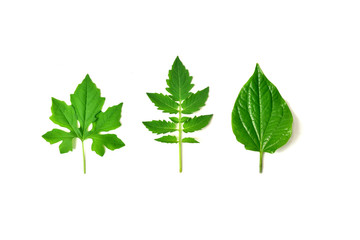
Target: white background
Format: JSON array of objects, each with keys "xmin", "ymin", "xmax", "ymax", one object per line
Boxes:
[{"xmin": 1, "ymin": 0, "xmax": 360, "ymax": 239}]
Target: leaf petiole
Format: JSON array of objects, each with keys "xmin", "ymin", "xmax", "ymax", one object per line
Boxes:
[
  {"xmin": 259, "ymin": 151, "xmax": 264, "ymax": 174},
  {"xmin": 82, "ymin": 140, "xmax": 86, "ymax": 174},
  {"xmin": 178, "ymin": 102, "xmax": 183, "ymax": 173}
]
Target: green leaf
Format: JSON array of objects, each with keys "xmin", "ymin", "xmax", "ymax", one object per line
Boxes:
[
  {"xmin": 70, "ymin": 74, "xmax": 105, "ymax": 134},
  {"xmin": 182, "ymin": 137, "xmax": 199, "ymax": 143},
  {"xmin": 42, "ymin": 129, "xmax": 77, "ymax": 153},
  {"xmin": 90, "ymin": 134, "xmax": 125, "ymax": 156},
  {"xmin": 144, "ymin": 57, "xmax": 212, "ymax": 172},
  {"xmin": 93, "ymin": 103, "xmax": 123, "ymax": 133},
  {"xmin": 155, "ymin": 135, "xmax": 178, "ymax": 143},
  {"xmin": 49, "ymin": 98, "xmax": 81, "ymax": 137},
  {"xmin": 166, "ymin": 56, "xmax": 194, "ymax": 101},
  {"xmin": 169, "ymin": 116, "xmax": 190, "ymax": 123},
  {"xmin": 142, "ymin": 120, "xmax": 177, "ymax": 134},
  {"xmin": 182, "ymin": 87, "xmax": 209, "ymax": 114},
  {"xmin": 169, "ymin": 117, "xmax": 179, "ymax": 123},
  {"xmin": 183, "ymin": 115, "xmax": 213, "ymax": 133},
  {"xmin": 43, "ymin": 74, "xmax": 125, "ymax": 173},
  {"xmin": 146, "ymin": 93, "xmax": 178, "ymax": 114},
  {"xmin": 231, "ymin": 63, "xmax": 293, "ymax": 173}
]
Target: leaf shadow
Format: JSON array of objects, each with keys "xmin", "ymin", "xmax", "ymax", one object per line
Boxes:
[{"xmin": 277, "ymin": 107, "xmax": 299, "ymax": 152}]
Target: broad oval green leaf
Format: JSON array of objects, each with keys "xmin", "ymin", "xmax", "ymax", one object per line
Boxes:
[{"xmin": 231, "ymin": 64, "xmax": 293, "ymax": 173}]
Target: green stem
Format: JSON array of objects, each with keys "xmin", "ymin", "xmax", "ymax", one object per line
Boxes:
[
  {"xmin": 178, "ymin": 103, "xmax": 183, "ymax": 173},
  {"xmin": 82, "ymin": 140, "xmax": 86, "ymax": 174},
  {"xmin": 259, "ymin": 151, "xmax": 264, "ymax": 174}
]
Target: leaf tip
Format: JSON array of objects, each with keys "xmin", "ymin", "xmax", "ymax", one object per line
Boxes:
[
  {"xmin": 83, "ymin": 74, "xmax": 94, "ymax": 85},
  {"xmin": 174, "ymin": 56, "xmax": 183, "ymax": 65},
  {"xmin": 255, "ymin": 63, "xmax": 263, "ymax": 73}
]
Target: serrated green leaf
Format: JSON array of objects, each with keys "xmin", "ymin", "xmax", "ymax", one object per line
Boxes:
[
  {"xmin": 143, "ymin": 120, "xmax": 177, "ymax": 134},
  {"xmin": 43, "ymin": 74, "xmax": 125, "ymax": 173},
  {"xmin": 70, "ymin": 74, "xmax": 105, "ymax": 134},
  {"xmin": 42, "ymin": 129, "xmax": 77, "ymax": 153},
  {"xmin": 90, "ymin": 134, "xmax": 125, "ymax": 156},
  {"xmin": 93, "ymin": 103, "xmax": 123, "ymax": 133},
  {"xmin": 147, "ymin": 93, "xmax": 178, "ymax": 114},
  {"xmin": 182, "ymin": 87, "xmax": 209, "ymax": 114},
  {"xmin": 180, "ymin": 117, "xmax": 190, "ymax": 123},
  {"xmin": 183, "ymin": 115, "xmax": 213, "ymax": 133},
  {"xmin": 166, "ymin": 57, "xmax": 194, "ymax": 101},
  {"xmin": 182, "ymin": 137, "xmax": 199, "ymax": 143},
  {"xmin": 169, "ymin": 116, "xmax": 190, "ymax": 123},
  {"xmin": 155, "ymin": 135, "xmax": 178, "ymax": 143},
  {"xmin": 231, "ymin": 63, "xmax": 293, "ymax": 173},
  {"xmin": 144, "ymin": 57, "xmax": 212, "ymax": 173},
  {"xmin": 169, "ymin": 117, "xmax": 179, "ymax": 123}
]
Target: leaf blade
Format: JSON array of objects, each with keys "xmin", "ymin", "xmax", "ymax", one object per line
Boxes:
[
  {"xmin": 182, "ymin": 87, "xmax": 209, "ymax": 114},
  {"xmin": 90, "ymin": 134, "xmax": 125, "ymax": 156},
  {"xmin": 70, "ymin": 74, "xmax": 105, "ymax": 134},
  {"xmin": 42, "ymin": 129, "xmax": 77, "ymax": 153},
  {"xmin": 93, "ymin": 103, "xmax": 123, "ymax": 133},
  {"xmin": 143, "ymin": 120, "xmax": 178, "ymax": 134},
  {"xmin": 231, "ymin": 63, "xmax": 293, "ymax": 155},
  {"xmin": 147, "ymin": 93, "xmax": 178, "ymax": 114},
  {"xmin": 166, "ymin": 56, "xmax": 194, "ymax": 101},
  {"xmin": 183, "ymin": 114, "xmax": 213, "ymax": 133},
  {"xmin": 169, "ymin": 116, "xmax": 190, "ymax": 123},
  {"xmin": 155, "ymin": 135, "xmax": 178, "ymax": 143},
  {"xmin": 49, "ymin": 98, "xmax": 81, "ymax": 137},
  {"xmin": 182, "ymin": 137, "xmax": 199, "ymax": 143}
]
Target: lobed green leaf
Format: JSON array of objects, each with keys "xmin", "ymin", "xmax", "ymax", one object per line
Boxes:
[
  {"xmin": 42, "ymin": 129, "xmax": 77, "ymax": 153},
  {"xmin": 90, "ymin": 133, "xmax": 125, "ymax": 156},
  {"xmin": 49, "ymin": 98, "xmax": 81, "ymax": 137},
  {"xmin": 43, "ymin": 74, "xmax": 125, "ymax": 173},
  {"xmin": 93, "ymin": 103, "xmax": 123, "ymax": 133}
]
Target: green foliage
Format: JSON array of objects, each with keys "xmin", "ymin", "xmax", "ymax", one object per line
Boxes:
[
  {"xmin": 183, "ymin": 115, "xmax": 213, "ymax": 133},
  {"xmin": 43, "ymin": 74, "xmax": 125, "ymax": 173},
  {"xmin": 143, "ymin": 120, "xmax": 177, "ymax": 134},
  {"xmin": 155, "ymin": 135, "xmax": 178, "ymax": 143},
  {"xmin": 143, "ymin": 56, "xmax": 213, "ymax": 172},
  {"xmin": 231, "ymin": 64, "xmax": 293, "ymax": 173}
]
